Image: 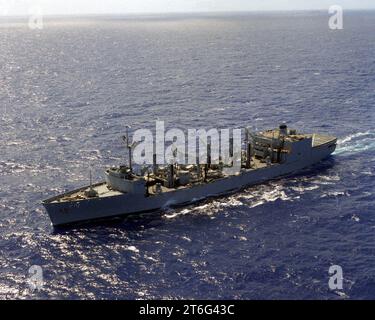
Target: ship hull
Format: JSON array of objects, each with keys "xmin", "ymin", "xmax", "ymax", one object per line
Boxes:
[{"xmin": 43, "ymin": 142, "xmax": 336, "ymax": 227}]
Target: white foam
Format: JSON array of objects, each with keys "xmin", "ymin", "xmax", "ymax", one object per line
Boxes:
[
  {"xmin": 351, "ymin": 214, "xmax": 360, "ymax": 222},
  {"xmin": 338, "ymin": 130, "xmax": 373, "ymax": 144},
  {"xmin": 335, "ymin": 130, "xmax": 375, "ymax": 155},
  {"xmin": 126, "ymin": 246, "xmax": 139, "ymax": 253},
  {"xmin": 290, "ymin": 185, "xmax": 320, "ymax": 192}
]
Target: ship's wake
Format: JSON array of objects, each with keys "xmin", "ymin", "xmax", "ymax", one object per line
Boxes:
[
  {"xmin": 163, "ymin": 168, "xmax": 342, "ymax": 220},
  {"xmin": 334, "ymin": 130, "xmax": 375, "ymax": 156},
  {"xmin": 163, "ymin": 182, "xmax": 307, "ymax": 220}
]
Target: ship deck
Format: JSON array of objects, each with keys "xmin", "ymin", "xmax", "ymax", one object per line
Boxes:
[
  {"xmin": 45, "ymin": 157, "xmax": 270, "ymax": 204},
  {"xmin": 311, "ymin": 134, "xmax": 337, "ymax": 147},
  {"xmin": 44, "ymin": 134, "xmax": 336, "ymax": 204},
  {"xmin": 260, "ymin": 131, "xmax": 336, "ymax": 147},
  {"xmin": 44, "ymin": 183, "xmax": 123, "ymax": 204}
]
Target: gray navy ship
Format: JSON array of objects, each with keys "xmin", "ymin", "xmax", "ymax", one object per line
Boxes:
[{"xmin": 43, "ymin": 125, "xmax": 337, "ymax": 227}]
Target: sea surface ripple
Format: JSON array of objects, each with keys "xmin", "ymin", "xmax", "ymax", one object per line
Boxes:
[{"xmin": 0, "ymin": 12, "xmax": 374, "ymax": 299}]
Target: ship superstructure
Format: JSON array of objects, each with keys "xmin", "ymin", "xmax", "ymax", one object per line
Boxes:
[{"xmin": 43, "ymin": 125, "xmax": 337, "ymax": 227}]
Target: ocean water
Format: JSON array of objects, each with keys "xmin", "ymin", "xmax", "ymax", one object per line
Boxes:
[{"xmin": 0, "ymin": 11, "xmax": 374, "ymax": 299}]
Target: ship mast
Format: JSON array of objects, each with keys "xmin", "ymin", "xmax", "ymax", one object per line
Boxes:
[
  {"xmin": 245, "ymin": 127, "xmax": 253, "ymax": 169},
  {"xmin": 89, "ymin": 166, "xmax": 93, "ymax": 190},
  {"xmin": 122, "ymin": 125, "xmax": 138, "ymax": 173}
]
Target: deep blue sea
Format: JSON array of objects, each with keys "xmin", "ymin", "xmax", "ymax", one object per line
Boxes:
[{"xmin": 0, "ymin": 11, "xmax": 374, "ymax": 299}]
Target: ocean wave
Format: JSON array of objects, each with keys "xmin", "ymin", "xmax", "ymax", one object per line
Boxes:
[
  {"xmin": 0, "ymin": 161, "xmax": 62, "ymax": 174},
  {"xmin": 335, "ymin": 130, "xmax": 375, "ymax": 155}
]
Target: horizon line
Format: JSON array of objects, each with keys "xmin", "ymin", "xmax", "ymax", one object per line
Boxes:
[{"xmin": 1, "ymin": 8, "xmax": 375, "ymax": 18}]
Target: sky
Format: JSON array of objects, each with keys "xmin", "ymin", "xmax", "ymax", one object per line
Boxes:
[{"xmin": 1, "ymin": 0, "xmax": 375, "ymax": 16}]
